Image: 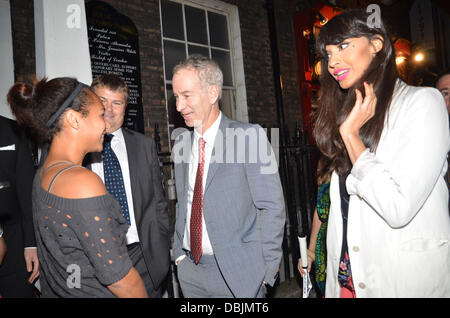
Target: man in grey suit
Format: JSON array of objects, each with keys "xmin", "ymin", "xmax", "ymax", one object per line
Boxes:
[
  {"xmin": 86, "ymin": 74, "xmax": 170, "ymax": 297},
  {"xmin": 172, "ymin": 55, "xmax": 285, "ymax": 298}
]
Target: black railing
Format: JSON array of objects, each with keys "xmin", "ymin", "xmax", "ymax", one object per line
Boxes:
[
  {"xmin": 279, "ymin": 124, "xmax": 317, "ymax": 284},
  {"xmin": 263, "ymin": 122, "xmax": 317, "ymax": 289}
]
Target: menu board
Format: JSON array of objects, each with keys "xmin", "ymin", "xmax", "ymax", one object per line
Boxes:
[{"xmin": 86, "ymin": 1, "xmax": 144, "ymax": 133}]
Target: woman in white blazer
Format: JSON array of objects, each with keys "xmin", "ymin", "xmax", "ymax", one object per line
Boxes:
[{"xmin": 313, "ymin": 9, "xmax": 449, "ymax": 297}]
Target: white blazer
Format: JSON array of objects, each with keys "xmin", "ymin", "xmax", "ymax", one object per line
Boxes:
[{"xmin": 325, "ymin": 80, "xmax": 450, "ymax": 298}]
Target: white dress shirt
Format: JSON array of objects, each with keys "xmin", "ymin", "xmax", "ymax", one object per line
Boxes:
[
  {"xmin": 91, "ymin": 128, "xmax": 140, "ymax": 245},
  {"xmin": 181, "ymin": 112, "xmax": 222, "ymax": 257}
]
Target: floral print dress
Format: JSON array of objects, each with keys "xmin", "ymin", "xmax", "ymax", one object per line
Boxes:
[{"xmin": 314, "ymin": 182, "xmax": 330, "ymax": 297}]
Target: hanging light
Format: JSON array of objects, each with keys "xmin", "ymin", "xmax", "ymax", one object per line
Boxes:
[
  {"xmin": 314, "ymin": 60, "xmax": 322, "ymax": 76},
  {"xmin": 395, "ymin": 56, "xmax": 407, "ymax": 65},
  {"xmin": 414, "ymin": 52, "xmax": 425, "ymax": 62},
  {"xmin": 303, "ymin": 28, "xmax": 311, "ymax": 39},
  {"xmin": 315, "ymin": 12, "xmax": 328, "ymax": 25}
]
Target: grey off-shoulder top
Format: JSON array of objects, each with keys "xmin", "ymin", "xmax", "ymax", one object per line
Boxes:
[{"xmin": 32, "ymin": 168, "xmax": 132, "ymax": 298}]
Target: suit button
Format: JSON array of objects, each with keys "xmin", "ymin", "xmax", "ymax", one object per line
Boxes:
[
  {"xmin": 358, "ymin": 282, "xmax": 366, "ymax": 289},
  {"xmin": 353, "ymin": 246, "xmax": 360, "ymax": 252}
]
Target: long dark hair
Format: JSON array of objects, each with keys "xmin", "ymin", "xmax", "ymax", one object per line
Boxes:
[
  {"xmin": 7, "ymin": 77, "xmax": 92, "ymax": 146},
  {"xmin": 313, "ymin": 8, "xmax": 398, "ymax": 176}
]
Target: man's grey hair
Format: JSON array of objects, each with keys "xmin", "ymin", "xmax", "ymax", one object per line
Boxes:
[{"xmin": 173, "ymin": 54, "xmax": 223, "ymax": 99}]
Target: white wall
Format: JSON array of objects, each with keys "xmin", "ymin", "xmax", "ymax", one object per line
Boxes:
[
  {"xmin": 34, "ymin": 0, "xmax": 92, "ymax": 85},
  {"xmin": 0, "ymin": 0, "xmax": 15, "ymax": 119}
]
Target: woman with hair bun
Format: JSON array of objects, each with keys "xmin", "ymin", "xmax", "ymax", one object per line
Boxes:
[
  {"xmin": 8, "ymin": 77, "xmax": 148, "ymax": 298},
  {"xmin": 314, "ymin": 9, "xmax": 449, "ymax": 297}
]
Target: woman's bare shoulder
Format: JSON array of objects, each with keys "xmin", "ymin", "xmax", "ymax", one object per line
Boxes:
[{"xmin": 47, "ymin": 166, "xmax": 107, "ymax": 199}]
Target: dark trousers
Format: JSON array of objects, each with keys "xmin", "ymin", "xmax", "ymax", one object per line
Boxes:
[
  {"xmin": 0, "ymin": 223, "xmax": 34, "ymax": 298},
  {"xmin": 127, "ymin": 243, "xmax": 163, "ymax": 298},
  {"xmin": 0, "ymin": 269, "xmax": 34, "ymax": 298}
]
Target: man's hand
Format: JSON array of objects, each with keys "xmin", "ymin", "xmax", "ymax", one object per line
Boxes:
[
  {"xmin": 24, "ymin": 248, "xmax": 39, "ymax": 283},
  {"xmin": 0, "ymin": 238, "xmax": 6, "ymax": 265}
]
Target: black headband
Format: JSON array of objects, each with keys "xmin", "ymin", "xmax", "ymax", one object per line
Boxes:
[{"xmin": 45, "ymin": 82, "xmax": 86, "ymax": 128}]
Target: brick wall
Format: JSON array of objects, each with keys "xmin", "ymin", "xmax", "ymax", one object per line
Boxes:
[
  {"xmin": 220, "ymin": 0, "xmax": 302, "ymax": 135},
  {"xmin": 222, "ymin": 0, "xmax": 278, "ymax": 129},
  {"xmin": 274, "ymin": 0, "xmax": 303, "ymax": 136}
]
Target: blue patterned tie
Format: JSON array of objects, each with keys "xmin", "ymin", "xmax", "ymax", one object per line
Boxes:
[{"xmin": 103, "ymin": 134, "xmax": 131, "ymax": 225}]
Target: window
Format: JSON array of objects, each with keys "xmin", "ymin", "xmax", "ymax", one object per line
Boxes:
[{"xmin": 159, "ymin": 0, "xmax": 248, "ymax": 145}]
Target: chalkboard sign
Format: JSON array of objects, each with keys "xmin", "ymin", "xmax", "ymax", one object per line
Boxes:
[{"xmin": 86, "ymin": 1, "xmax": 144, "ymax": 133}]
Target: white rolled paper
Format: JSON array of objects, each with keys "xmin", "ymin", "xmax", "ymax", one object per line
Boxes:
[{"xmin": 298, "ymin": 236, "xmax": 308, "ymax": 268}]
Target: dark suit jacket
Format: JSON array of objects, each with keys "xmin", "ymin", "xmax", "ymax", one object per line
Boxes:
[
  {"xmin": 0, "ymin": 116, "xmax": 36, "ymax": 275},
  {"xmin": 85, "ymin": 128, "xmax": 170, "ymax": 290}
]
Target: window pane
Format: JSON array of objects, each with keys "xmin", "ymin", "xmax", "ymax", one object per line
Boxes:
[
  {"xmin": 164, "ymin": 40, "xmax": 186, "ymax": 81},
  {"xmin": 188, "ymin": 44, "xmax": 209, "ymax": 57},
  {"xmin": 208, "ymin": 12, "xmax": 229, "ymax": 49},
  {"xmin": 185, "ymin": 6, "xmax": 207, "ymax": 45},
  {"xmin": 161, "ymin": 0, "xmax": 184, "ymax": 40},
  {"xmin": 212, "ymin": 49, "xmax": 233, "ymax": 86}
]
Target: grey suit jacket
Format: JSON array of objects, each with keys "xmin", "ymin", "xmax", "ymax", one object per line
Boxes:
[
  {"xmin": 173, "ymin": 115, "xmax": 285, "ymax": 298},
  {"xmin": 85, "ymin": 128, "xmax": 170, "ymax": 290}
]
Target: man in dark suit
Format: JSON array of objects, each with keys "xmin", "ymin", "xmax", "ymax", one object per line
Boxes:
[
  {"xmin": 172, "ymin": 55, "xmax": 285, "ymax": 298},
  {"xmin": 0, "ymin": 115, "xmax": 39, "ymax": 297},
  {"xmin": 85, "ymin": 75, "xmax": 170, "ymax": 297}
]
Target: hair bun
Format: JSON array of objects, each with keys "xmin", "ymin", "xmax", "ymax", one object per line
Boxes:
[
  {"xmin": 7, "ymin": 82, "xmax": 34, "ymax": 107},
  {"xmin": 7, "ymin": 82, "xmax": 34, "ymax": 126}
]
